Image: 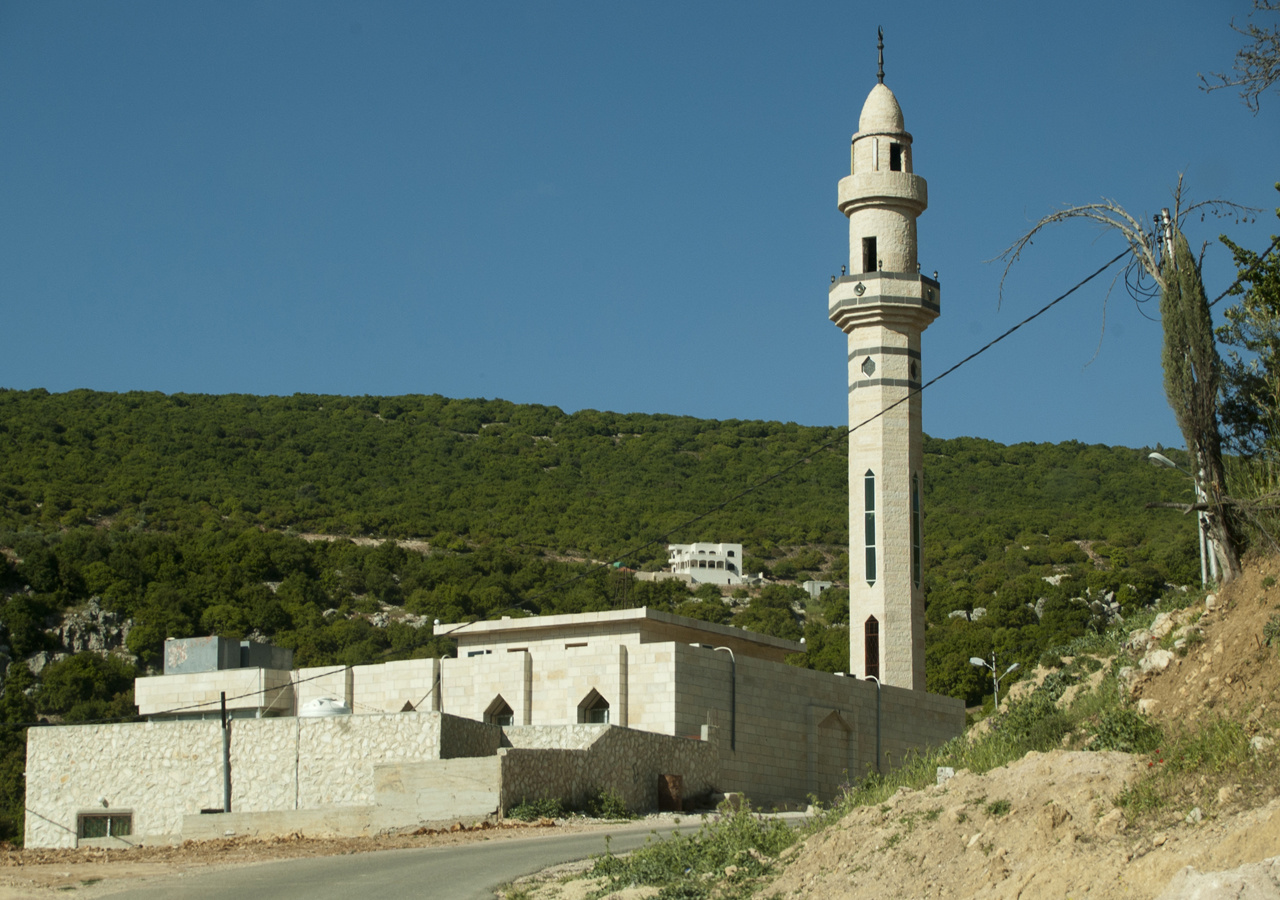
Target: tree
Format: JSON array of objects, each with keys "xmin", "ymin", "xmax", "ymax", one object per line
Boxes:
[
  {"xmin": 1218, "ymin": 185, "xmax": 1280, "ymax": 456},
  {"xmin": 998, "ymin": 181, "xmax": 1249, "ymax": 583},
  {"xmin": 1160, "ymin": 227, "xmax": 1243, "ymax": 583},
  {"xmin": 1200, "ymin": 1, "xmax": 1280, "ymax": 113}
]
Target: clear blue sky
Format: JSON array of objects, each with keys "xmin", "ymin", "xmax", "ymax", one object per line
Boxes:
[{"xmin": 1, "ymin": 2, "xmax": 1276, "ymax": 449}]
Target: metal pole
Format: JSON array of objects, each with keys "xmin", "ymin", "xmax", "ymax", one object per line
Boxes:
[
  {"xmin": 713, "ymin": 647, "xmax": 736, "ymax": 751},
  {"xmin": 866, "ymin": 676, "xmax": 882, "ymax": 773},
  {"xmin": 991, "ymin": 653, "xmax": 1000, "ymax": 710},
  {"xmin": 221, "ymin": 692, "xmax": 231, "ymax": 813}
]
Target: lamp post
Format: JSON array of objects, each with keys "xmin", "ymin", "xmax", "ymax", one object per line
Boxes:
[
  {"xmin": 1148, "ymin": 451, "xmax": 1217, "ymax": 586},
  {"xmin": 969, "ymin": 654, "xmax": 1019, "ymax": 710},
  {"xmin": 713, "ymin": 646, "xmax": 736, "ymax": 751},
  {"xmin": 865, "ymin": 675, "xmax": 882, "ymax": 774}
]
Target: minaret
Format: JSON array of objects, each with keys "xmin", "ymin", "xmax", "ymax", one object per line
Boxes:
[{"xmin": 828, "ymin": 31, "xmax": 939, "ymax": 690}]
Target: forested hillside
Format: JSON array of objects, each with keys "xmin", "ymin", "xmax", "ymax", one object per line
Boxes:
[
  {"xmin": 0, "ymin": 388, "xmax": 1205, "ymax": 838},
  {"xmin": 0, "ymin": 388, "xmax": 1202, "ymax": 680}
]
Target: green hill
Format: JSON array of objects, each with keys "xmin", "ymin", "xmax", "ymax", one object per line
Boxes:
[{"xmin": 0, "ymin": 387, "xmax": 1201, "ymax": 691}]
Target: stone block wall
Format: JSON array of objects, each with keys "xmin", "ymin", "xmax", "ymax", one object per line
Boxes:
[
  {"xmin": 134, "ymin": 667, "xmax": 293, "ymax": 717},
  {"xmin": 502, "ymin": 724, "xmax": 607, "ymax": 750},
  {"xmin": 698, "ymin": 649, "xmax": 963, "ymax": 806},
  {"xmin": 295, "ymin": 665, "xmax": 352, "ymax": 710},
  {"xmin": 352, "ymin": 658, "xmax": 439, "ymax": 713},
  {"xmin": 439, "ymin": 712, "xmax": 504, "ymax": 759},
  {"xmin": 24, "ymin": 711, "xmax": 504, "ymax": 847},
  {"xmin": 26, "ymin": 721, "xmax": 224, "ymax": 848},
  {"xmin": 497, "ymin": 725, "xmax": 716, "ymax": 814}
]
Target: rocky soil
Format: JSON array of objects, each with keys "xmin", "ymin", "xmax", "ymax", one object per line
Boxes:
[{"xmin": 762, "ymin": 553, "xmax": 1280, "ymax": 900}]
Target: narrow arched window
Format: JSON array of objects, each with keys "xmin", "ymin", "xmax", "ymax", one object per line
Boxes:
[
  {"xmin": 864, "ymin": 470, "xmax": 877, "ymax": 586},
  {"xmin": 865, "ymin": 616, "xmax": 880, "ymax": 680},
  {"xmin": 889, "ymin": 142, "xmax": 903, "ymax": 171},
  {"xmin": 911, "ymin": 474, "xmax": 922, "ymax": 588},
  {"xmin": 484, "ymin": 696, "xmax": 514, "ymax": 727},
  {"xmin": 578, "ymin": 689, "xmax": 610, "ymax": 724}
]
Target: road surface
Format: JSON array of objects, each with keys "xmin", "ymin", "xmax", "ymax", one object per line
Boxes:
[{"xmin": 103, "ymin": 819, "xmax": 691, "ymax": 900}]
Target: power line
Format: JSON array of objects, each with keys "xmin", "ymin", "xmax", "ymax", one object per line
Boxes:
[{"xmin": 519, "ymin": 247, "xmax": 1132, "ymax": 605}]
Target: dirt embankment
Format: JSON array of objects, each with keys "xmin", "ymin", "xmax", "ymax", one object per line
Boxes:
[{"xmin": 767, "ymin": 554, "xmax": 1280, "ymax": 900}]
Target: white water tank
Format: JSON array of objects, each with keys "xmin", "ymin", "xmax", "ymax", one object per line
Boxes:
[{"xmin": 299, "ymin": 697, "xmax": 352, "ymax": 717}]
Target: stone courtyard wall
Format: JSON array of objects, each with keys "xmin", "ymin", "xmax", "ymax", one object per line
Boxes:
[
  {"xmin": 498, "ymin": 725, "xmax": 716, "ymax": 814},
  {"xmin": 24, "ymin": 712, "xmax": 503, "ymax": 847},
  {"xmin": 25, "ymin": 721, "xmax": 223, "ymax": 849},
  {"xmin": 668, "ymin": 644, "xmax": 964, "ymax": 807}
]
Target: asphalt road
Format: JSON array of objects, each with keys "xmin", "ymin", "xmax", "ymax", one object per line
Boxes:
[{"xmin": 103, "ymin": 820, "xmax": 692, "ymax": 900}]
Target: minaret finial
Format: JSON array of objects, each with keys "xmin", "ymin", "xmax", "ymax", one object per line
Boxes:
[{"xmin": 877, "ymin": 27, "xmax": 884, "ymax": 84}]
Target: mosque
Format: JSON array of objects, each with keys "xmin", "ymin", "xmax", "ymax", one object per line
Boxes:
[{"xmin": 24, "ymin": 39, "xmax": 964, "ymax": 849}]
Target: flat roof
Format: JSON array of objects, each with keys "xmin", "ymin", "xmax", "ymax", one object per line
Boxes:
[{"xmin": 435, "ymin": 607, "xmax": 804, "ymax": 654}]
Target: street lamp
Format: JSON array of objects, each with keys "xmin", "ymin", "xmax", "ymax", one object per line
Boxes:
[
  {"xmin": 1147, "ymin": 451, "xmax": 1217, "ymax": 586},
  {"xmin": 969, "ymin": 654, "xmax": 1019, "ymax": 710}
]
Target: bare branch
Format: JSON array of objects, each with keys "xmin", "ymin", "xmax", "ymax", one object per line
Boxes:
[{"xmin": 1199, "ymin": 0, "xmax": 1280, "ymax": 112}]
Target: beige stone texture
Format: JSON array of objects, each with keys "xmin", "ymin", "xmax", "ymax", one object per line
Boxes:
[
  {"xmin": 295, "ymin": 665, "xmax": 352, "ymax": 709},
  {"xmin": 25, "ymin": 721, "xmax": 223, "ymax": 848},
  {"xmin": 134, "ymin": 667, "xmax": 293, "ymax": 717}
]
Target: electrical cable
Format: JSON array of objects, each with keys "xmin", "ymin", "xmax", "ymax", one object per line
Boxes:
[{"xmin": 517, "ymin": 246, "xmax": 1132, "ymax": 606}]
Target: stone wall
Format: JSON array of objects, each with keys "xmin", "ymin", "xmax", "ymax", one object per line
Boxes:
[
  {"xmin": 498, "ymin": 725, "xmax": 716, "ymax": 814},
  {"xmin": 26, "ymin": 721, "xmax": 223, "ymax": 849},
  {"xmin": 439, "ymin": 713, "xmax": 504, "ymax": 759},
  {"xmin": 502, "ymin": 724, "xmax": 607, "ymax": 750},
  {"xmin": 25, "ymin": 711, "xmax": 504, "ymax": 847},
  {"xmin": 671, "ymin": 643, "xmax": 963, "ymax": 807},
  {"xmin": 134, "ymin": 667, "xmax": 294, "ymax": 717},
  {"xmin": 352, "ymin": 658, "xmax": 439, "ymax": 714}
]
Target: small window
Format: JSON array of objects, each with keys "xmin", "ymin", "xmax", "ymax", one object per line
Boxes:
[
  {"xmin": 889, "ymin": 142, "xmax": 903, "ymax": 172},
  {"xmin": 865, "ymin": 617, "xmax": 880, "ymax": 680},
  {"xmin": 862, "ymin": 237, "xmax": 877, "ymax": 274},
  {"xmin": 565, "ymin": 642, "xmax": 588, "ymax": 649},
  {"xmin": 507, "ymin": 647, "xmax": 528, "ymax": 653},
  {"xmin": 466, "ymin": 649, "xmax": 492, "ymax": 658},
  {"xmin": 578, "ymin": 689, "xmax": 610, "ymax": 724},
  {"xmin": 78, "ymin": 813, "xmax": 132, "ymax": 839},
  {"xmin": 727, "ymin": 550, "xmax": 735, "ymax": 557}
]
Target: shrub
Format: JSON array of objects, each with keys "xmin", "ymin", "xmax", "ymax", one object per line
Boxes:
[
  {"xmin": 1088, "ymin": 708, "xmax": 1163, "ymax": 754},
  {"xmin": 586, "ymin": 787, "xmax": 631, "ymax": 819},
  {"xmin": 507, "ymin": 797, "xmax": 564, "ymax": 821},
  {"xmin": 591, "ymin": 805, "xmax": 796, "ymax": 899}
]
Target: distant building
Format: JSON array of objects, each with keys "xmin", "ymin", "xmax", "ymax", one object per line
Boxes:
[
  {"xmin": 802, "ymin": 580, "xmax": 834, "ymax": 599},
  {"xmin": 667, "ymin": 542, "xmax": 744, "ymax": 585}
]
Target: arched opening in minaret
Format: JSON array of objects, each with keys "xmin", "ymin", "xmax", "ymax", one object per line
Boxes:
[
  {"xmin": 864, "ymin": 616, "xmax": 880, "ymax": 680},
  {"xmin": 889, "ymin": 142, "xmax": 903, "ymax": 172},
  {"xmin": 862, "ymin": 237, "xmax": 877, "ymax": 274},
  {"xmin": 864, "ymin": 470, "xmax": 877, "ymax": 586}
]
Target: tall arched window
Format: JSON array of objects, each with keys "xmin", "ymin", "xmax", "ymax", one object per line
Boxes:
[
  {"xmin": 865, "ymin": 616, "xmax": 880, "ymax": 680},
  {"xmin": 864, "ymin": 470, "xmax": 877, "ymax": 586},
  {"xmin": 911, "ymin": 474, "xmax": 922, "ymax": 588}
]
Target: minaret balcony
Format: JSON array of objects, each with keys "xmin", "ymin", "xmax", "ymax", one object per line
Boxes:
[
  {"xmin": 838, "ymin": 172, "xmax": 927, "ymax": 217},
  {"xmin": 828, "ymin": 272, "xmax": 940, "ymax": 333}
]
